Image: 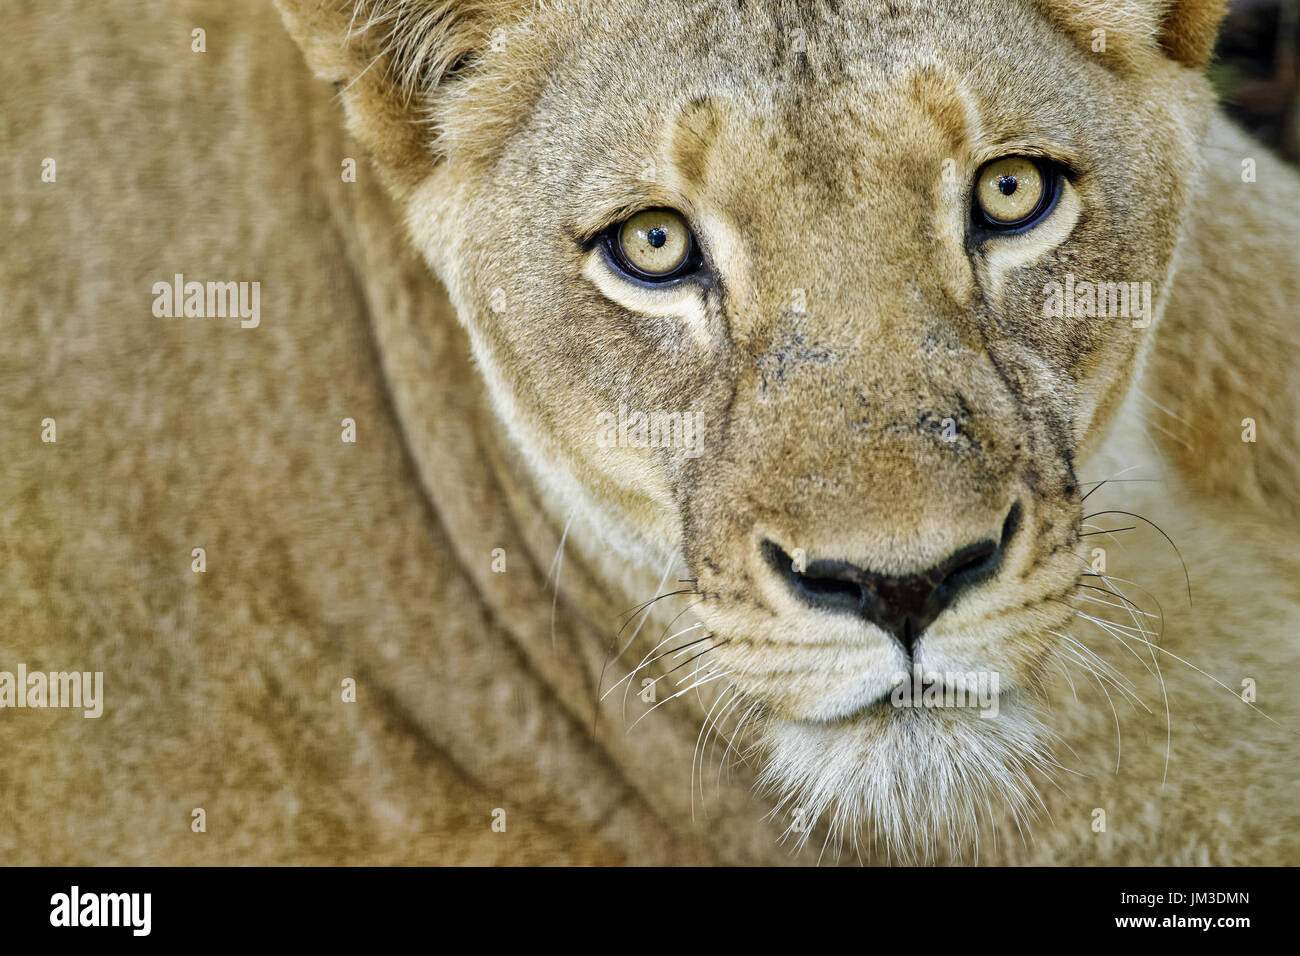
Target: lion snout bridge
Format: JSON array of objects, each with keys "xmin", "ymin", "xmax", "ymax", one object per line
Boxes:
[{"xmin": 762, "ymin": 503, "xmax": 1021, "ymax": 651}]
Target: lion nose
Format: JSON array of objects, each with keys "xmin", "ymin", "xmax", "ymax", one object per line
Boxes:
[{"xmin": 762, "ymin": 505, "xmax": 1020, "ymax": 652}]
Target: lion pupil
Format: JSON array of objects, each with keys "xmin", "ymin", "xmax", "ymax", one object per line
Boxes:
[
  {"xmin": 646, "ymin": 227, "xmax": 667, "ymax": 248},
  {"xmin": 997, "ymin": 176, "xmax": 1018, "ymax": 196}
]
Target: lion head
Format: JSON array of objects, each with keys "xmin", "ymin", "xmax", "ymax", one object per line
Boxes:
[{"xmin": 280, "ymin": 0, "xmax": 1228, "ymax": 859}]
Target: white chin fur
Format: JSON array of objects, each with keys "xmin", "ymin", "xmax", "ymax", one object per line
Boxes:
[{"xmin": 755, "ymin": 694, "xmax": 1059, "ymax": 863}]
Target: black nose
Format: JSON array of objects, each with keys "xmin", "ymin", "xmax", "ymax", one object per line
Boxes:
[{"xmin": 763, "ymin": 505, "xmax": 1020, "ymax": 652}]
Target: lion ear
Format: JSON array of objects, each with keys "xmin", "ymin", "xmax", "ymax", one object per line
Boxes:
[
  {"xmin": 275, "ymin": 0, "xmax": 521, "ymax": 192},
  {"xmin": 1157, "ymin": 0, "xmax": 1228, "ymax": 68},
  {"xmin": 1036, "ymin": 0, "xmax": 1227, "ymax": 70}
]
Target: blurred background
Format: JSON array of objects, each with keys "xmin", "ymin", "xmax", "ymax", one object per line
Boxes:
[{"xmin": 1214, "ymin": 0, "xmax": 1299, "ymax": 163}]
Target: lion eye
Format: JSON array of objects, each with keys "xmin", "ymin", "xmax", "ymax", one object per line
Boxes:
[
  {"xmin": 609, "ymin": 209, "xmax": 697, "ymax": 280},
  {"xmin": 973, "ymin": 156, "xmax": 1052, "ymax": 230}
]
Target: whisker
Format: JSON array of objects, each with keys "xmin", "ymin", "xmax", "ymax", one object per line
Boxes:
[
  {"xmin": 599, "ymin": 624, "xmax": 704, "ymax": 701},
  {"xmin": 1086, "ymin": 661, "xmax": 1123, "ymax": 774},
  {"xmin": 718, "ymin": 699, "xmax": 763, "ymax": 789},
  {"xmin": 618, "ymin": 605, "xmax": 705, "ymax": 722},
  {"xmin": 1050, "ymin": 632, "xmax": 1147, "ymax": 711},
  {"xmin": 692, "ymin": 682, "xmax": 738, "ymax": 820},
  {"xmin": 613, "ymin": 552, "xmax": 682, "ymax": 656},
  {"xmin": 615, "ymin": 589, "xmax": 693, "ymax": 624},
  {"xmin": 1078, "ymin": 465, "xmax": 1158, "ymax": 503},
  {"xmin": 1137, "ymin": 411, "xmax": 1195, "ymax": 451},
  {"xmin": 547, "ymin": 509, "xmax": 575, "ymax": 653},
  {"xmin": 595, "ymin": 554, "xmax": 695, "ymax": 726},
  {"xmin": 636, "ymin": 637, "xmax": 731, "ymax": 691},
  {"xmin": 1059, "ymin": 604, "xmax": 1158, "ymax": 680},
  {"xmin": 1081, "ymin": 510, "xmax": 1192, "ymax": 606},
  {"xmin": 668, "ymin": 641, "xmax": 726, "ymax": 684},
  {"xmin": 1072, "ymin": 592, "xmax": 1159, "ymax": 619},
  {"xmin": 1049, "ymin": 646, "xmax": 1080, "ymax": 704},
  {"xmin": 1089, "ymin": 571, "xmax": 1172, "ymax": 783},
  {"xmin": 704, "ymin": 688, "xmax": 747, "ymax": 787},
  {"xmin": 1077, "ymin": 581, "xmax": 1163, "ymax": 622},
  {"xmin": 1136, "ymin": 387, "xmax": 1192, "ymax": 427},
  {"xmin": 628, "ymin": 665, "xmax": 732, "ymax": 732},
  {"xmin": 1120, "ymin": 632, "xmax": 1300, "ymax": 739}
]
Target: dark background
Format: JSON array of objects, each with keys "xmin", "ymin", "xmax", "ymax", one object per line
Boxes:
[{"xmin": 1215, "ymin": 0, "xmax": 1299, "ymax": 162}]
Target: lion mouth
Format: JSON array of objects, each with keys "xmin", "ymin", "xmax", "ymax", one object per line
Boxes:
[
  {"xmin": 755, "ymin": 684, "xmax": 1055, "ymax": 862},
  {"xmin": 794, "ymin": 663, "xmax": 1008, "ymax": 724}
]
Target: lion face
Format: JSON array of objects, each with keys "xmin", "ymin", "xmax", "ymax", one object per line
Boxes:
[{"xmin": 353, "ymin": 0, "xmax": 1219, "ymax": 853}]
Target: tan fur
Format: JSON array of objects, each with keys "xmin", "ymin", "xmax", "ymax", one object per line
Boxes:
[{"xmin": 0, "ymin": 0, "xmax": 1296, "ymax": 864}]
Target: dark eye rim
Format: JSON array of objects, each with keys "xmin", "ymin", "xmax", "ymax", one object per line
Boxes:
[
  {"xmin": 601, "ymin": 209, "xmax": 705, "ymax": 284},
  {"xmin": 970, "ymin": 157, "xmax": 1063, "ymax": 235}
]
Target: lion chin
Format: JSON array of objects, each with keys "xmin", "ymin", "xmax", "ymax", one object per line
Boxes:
[{"xmin": 756, "ymin": 693, "xmax": 1058, "ymax": 864}]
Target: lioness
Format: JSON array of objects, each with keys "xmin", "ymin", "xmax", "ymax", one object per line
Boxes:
[{"xmin": 0, "ymin": 0, "xmax": 1296, "ymax": 865}]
